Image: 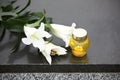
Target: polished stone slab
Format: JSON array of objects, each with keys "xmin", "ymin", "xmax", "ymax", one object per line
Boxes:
[
  {"xmin": 0, "ymin": 65, "xmax": 120, "ymax": 73},
  {"xmin": 0, "ymin": 0, "xmax": 120, "ymax": 72}
]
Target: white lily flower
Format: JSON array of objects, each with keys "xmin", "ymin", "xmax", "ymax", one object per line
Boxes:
[
  {"xmin": 22, "ymin": 23, "xmax": 51, "ymax": 50},
  {"xmin": 40, "ymin": 42, "xmax": 67, "ymax": 64},
  {"xmin": 50, "ymin": 23, "xmax": 76, "ymax": 47}
]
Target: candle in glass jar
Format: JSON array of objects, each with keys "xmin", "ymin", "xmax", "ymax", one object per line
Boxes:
[{"xmin": 69, "ymin": 28, "xmax": 90, "ymax": 57}]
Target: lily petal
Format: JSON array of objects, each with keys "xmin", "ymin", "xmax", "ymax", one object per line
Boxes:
[
  {"xmin": 41, "ymin": 50, "xmax": 52, "ymax": 64},
  {"xmin": 71, "ymin": 23, "xmax": 76, "ymax": 28},
  {"xmin": 22, "ymin": 38, "xmax": 31, "ymax": 45},
  {"xmin": 55, "ymin": 47, "xmax": 67, "ymax": 55},
  {"xmin": 39, "ymin": 22, "xmax": 45, "ymax": 30},
  {"xmin": 42, "ymin": 31, "xmax": 52, "ymax": 38},
  {"xmin": 32, "ymin": 38, "xmax": 45, "ymax": 48},
  {"xmin": 45, "ymin": 42, "xmax": 67, "ymax": 55},
  {"xmin": 24, "ymin": 26, "xmax": 37, "ymax": 37}
]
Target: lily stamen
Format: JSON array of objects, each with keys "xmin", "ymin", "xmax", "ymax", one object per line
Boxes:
[{"xmin": 51, "ymin": 50, "xmax": 57, "ymax": 55}]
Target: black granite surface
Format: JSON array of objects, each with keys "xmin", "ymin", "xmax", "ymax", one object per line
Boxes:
[
  {"xmin": 0, "ymin": 65, "xmax": 120, "ymax": 73},
  {"xmin": 0, "ymin": 0, "xmax": 120, "ymax": 72}
]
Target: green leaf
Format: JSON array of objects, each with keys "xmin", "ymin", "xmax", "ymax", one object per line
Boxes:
[
  {"xmin": 2, "ymin": 4, "xmax": 13, "ymax": 12},
  {"xmin": 0, "ymin": 8, "xmax": 2, "ymax": 21},
  {"xmin": 1, "ymin": 12, "xmax": 18, "ymax": 17},
  {"xmin": 16, "ymin": 12, "xmax": 31, "ymax": 20},
  {"xmin": 22, "ymin": 12, "xmax": 45, "ymax": 28},
  {"xmin": 0, "ymin": 16, "xmax": 2, "ymax": 21},
  {"xmin": 17, "ymin": 12, "xmax": 38, "ymax": 23},
  {"xmin": 2, "ymin": 18, "xmax": 26, "ymax": 32},
  {"xmin": 30, "ymin": 12, "xmax": 53, "ymax": 24},
  {"xmin": 17, "ymin": 0, "xmax": 31, "ymax": 14},
  {"xmin": 0, "ymin": 24, "xmax": 5, "ymax": 41},
  {"xmin": 17, "ymin": 12, "xmax": 45, "ymax": 24},
  {"xmin": 11, "ymin": 33, "xmax": 22, "ymax": 53},
  {"xmin": 1, "ymin": 11, "xmax": 48, "ymax": 33},
  {"xmin": 31, "ymin": 12, "xmax": 44, "ymax": 18}
]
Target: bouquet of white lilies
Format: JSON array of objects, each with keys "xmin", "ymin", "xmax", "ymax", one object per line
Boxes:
[{"xmin": 22, "ymin": 22, "xmax": 76, "ymax": 64}]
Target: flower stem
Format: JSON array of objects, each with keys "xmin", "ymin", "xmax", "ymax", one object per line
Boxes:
[
  {"xmin": 45, "ymin": 23, "xmax": 54, "ymax": 33},
  {"xmin": 45, "ymin": 23, "xmax": 52, "ymax": 29}
]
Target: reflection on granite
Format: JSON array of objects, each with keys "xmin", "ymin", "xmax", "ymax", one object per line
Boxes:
[
  {"xmin": 0, "ymin": 73, "xmax": 120, "ymax": 80},
  {"xmin": 70, "ymin": 55, "xmax": 89, "ymax": 64}
]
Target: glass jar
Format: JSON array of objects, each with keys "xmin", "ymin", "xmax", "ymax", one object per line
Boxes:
[{"xmin": 69, "ymin": 28, "xmax": 90, "ymax": 57}]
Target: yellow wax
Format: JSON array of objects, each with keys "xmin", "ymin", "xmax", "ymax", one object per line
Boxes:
[{"xmin": 70, "ymin": 37, "xmax": 90, "ymax": 57}]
